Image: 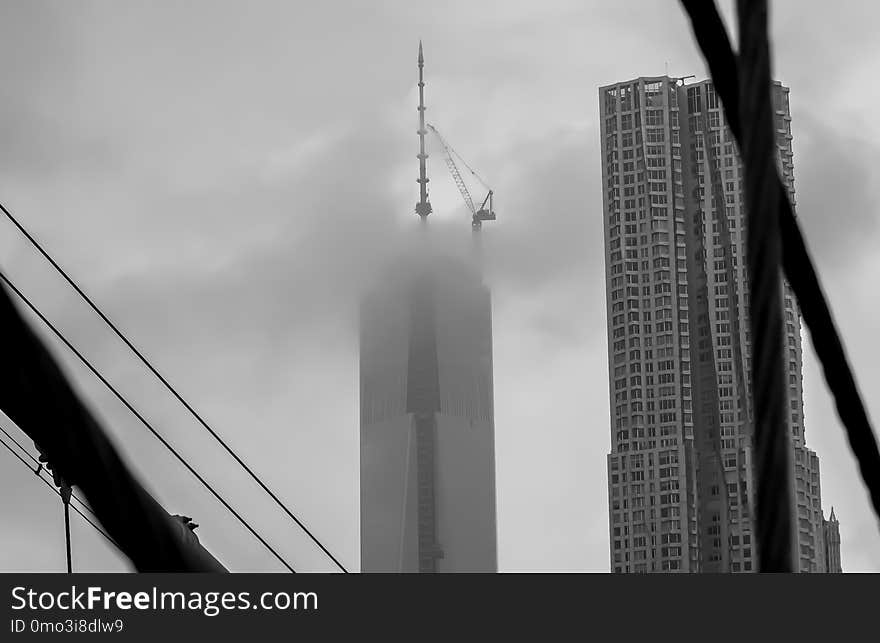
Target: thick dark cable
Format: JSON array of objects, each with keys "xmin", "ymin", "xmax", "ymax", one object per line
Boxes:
[
  {"xmin": 735, "ymin": 0, "xmax": 793, "ymax": 572},
  {"xmin": 0, "ymin": 433, "xmax": 118, "ymax": 551},
  {"xmin": 680, "ymin": 0, "xmax": 880, "ymax": 543},
  {"xmin": 0, "ymin": 273, "xmax": 296, "ymax": 573},
  {"xmin": 0, "ymin": 202, "xmax": 347, "ymax": 573}
]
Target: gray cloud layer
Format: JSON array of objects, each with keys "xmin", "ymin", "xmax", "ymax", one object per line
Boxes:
[{"xmin": 0, "ymin": 1, "xmax": 878, "ymax": 573}]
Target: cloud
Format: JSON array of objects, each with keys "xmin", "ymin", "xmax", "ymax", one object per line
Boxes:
[
  {"xmin": 485, "ymin": 123, "xmax": 604, "ymax": 293},
  {"xmin": 1, "ymin": 0, "xmax": 880, "ymax": 574},
  {"xmin": 791, "ymin": 114, "xmax": 880, "ymax": 268}
]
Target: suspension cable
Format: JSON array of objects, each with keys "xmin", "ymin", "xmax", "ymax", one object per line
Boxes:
[
  {"xmin": 736, "ymin": 0, "xmax": 793, "ymax": 572},
  {"xmin": 0, "ymin": 273, "xmax": 297, "ymax": 573},
  {"xmin": 1, "ymin": 420, "xmax": 76, "ymax": 572},
  {"xmin": 62, "ymin": 485, "xmax": 73, "ymax": 573},
  {"xmin": 0, "ymin": 201, "xmax": 347, "ymax": 573},
  {"xmin": 0, "ymin": 423, "xmax": 99, "ymax": 521},
  {"xmin": 0, "ymin": 431, "xmax": 119, "ymax": 552}
]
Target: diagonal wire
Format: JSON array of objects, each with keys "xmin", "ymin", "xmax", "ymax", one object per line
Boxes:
[
  {"xmin": 0, "ymin": 201, "xmax": 347, "ymax": 573},
  {"xmin": 0, "ymin": 430, "xmax": 119, "ymax": 551},
  {"xmin": 0, "ymin": 272, "xmax": 297, "ymax": 573},
  {"xmin": 0, "ymin": 423, "xmax": 97, "ymax": 519}
]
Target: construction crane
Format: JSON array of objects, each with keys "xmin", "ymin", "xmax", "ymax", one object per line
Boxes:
[{"xmin": 425, "ymin": 123, "xmax": 496, "ymax": 232}]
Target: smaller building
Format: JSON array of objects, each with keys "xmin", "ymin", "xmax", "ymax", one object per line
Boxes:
[{"xmin": 822, "ymin": 508, "xmax": 843, "ymax": 573}]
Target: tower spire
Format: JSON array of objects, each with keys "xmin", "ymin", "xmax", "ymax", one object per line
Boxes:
[{"xmin": 415, "ymin": 40, "xmax": 432, "ymax": 221}]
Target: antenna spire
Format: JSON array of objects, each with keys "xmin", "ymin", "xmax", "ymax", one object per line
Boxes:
[{"xmin": 415, "ymin": 41, "xmax": 432, "ymax": 220}]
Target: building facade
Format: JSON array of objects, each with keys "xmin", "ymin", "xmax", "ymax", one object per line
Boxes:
[
  {"xmin": 823, "ymin": 508, "xmax": 843, "ymax": 573},
  {"xmin": 360, "ymin": 252, "xmax": 497, "ymax": 572},
  {"xmin": 599, "ymin": 76, "xmax": 835, "ymax": 572}
]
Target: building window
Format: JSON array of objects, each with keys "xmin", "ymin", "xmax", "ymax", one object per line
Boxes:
[
  {"xmin": 646, "ymin": 109, "xmax": 664, "ymax": 126},
  {"xmin": 687, "ymin": 86, "xmax": 702, "ymax": 113}
]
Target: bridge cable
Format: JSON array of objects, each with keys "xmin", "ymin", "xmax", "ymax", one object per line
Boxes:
[
  {"xmin": 0, "ymin": 201, "xmax": 347, "ymax": 573},
  {"xmin": 735, "ymin": 0, "xmax": 793, "ymax": 573},
  {"xmin": 0, "ymin": 423, "xmax": 95, "ymax": 515},
  {"xmin": 0, "ymin": 272, "xmax": 297, "ymax": 573},
  {"xmin": 0, "ymin": 430, "xmax": 119, "ymax": 553}
]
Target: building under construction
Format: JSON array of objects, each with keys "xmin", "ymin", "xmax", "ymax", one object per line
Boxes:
[{"xmin": 359, "ymin": 43, "xmax": 498, "ymax": 572}]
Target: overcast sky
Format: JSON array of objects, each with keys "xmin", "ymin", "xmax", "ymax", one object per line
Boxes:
[{"xmin": 0, "ymin": 0, "xmax": 878, "ymax": 573}]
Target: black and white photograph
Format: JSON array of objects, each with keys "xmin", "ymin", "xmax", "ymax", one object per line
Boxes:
[{"xmin": 0, "ymin": 0, "xmax": 878, "ymax": 633}]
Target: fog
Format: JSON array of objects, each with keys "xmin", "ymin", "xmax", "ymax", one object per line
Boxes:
[{"xmin": 0, "ymin": 1, "xmax": 878, "ymax": 572}]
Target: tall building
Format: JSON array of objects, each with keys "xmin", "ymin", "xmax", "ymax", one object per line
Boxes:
[
  {"xmin": 359, "ymin": 42, "xmax": 497, "ymax": 573},
  {"xmin": 359, "ymin": 253, "xmax": 497, "ymax": 572},
  {"xmin": 599, "ymin": 76, "xmax": 836, "ymax": 572}
]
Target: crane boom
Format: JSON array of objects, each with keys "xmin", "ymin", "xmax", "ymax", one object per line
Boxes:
[
  {"xmin": 426, "ymin": 124, "xmax": 476, "ymax": 215},
  {"xmin": 444, "ymin": 155, "xmax": 478, "ymax": 215}
]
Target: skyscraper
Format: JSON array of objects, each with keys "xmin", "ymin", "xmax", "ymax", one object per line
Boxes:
[
  {"xmin": 360, "ymin": 42, "xmax": 496, "ymax": 573},
  {"xmin": 599, "ymin": 76, "xmax": 836, "ymax": 573},
  {"xmin": 359, "ymin": 252, "xmax": 497, "ymax": 572}
]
